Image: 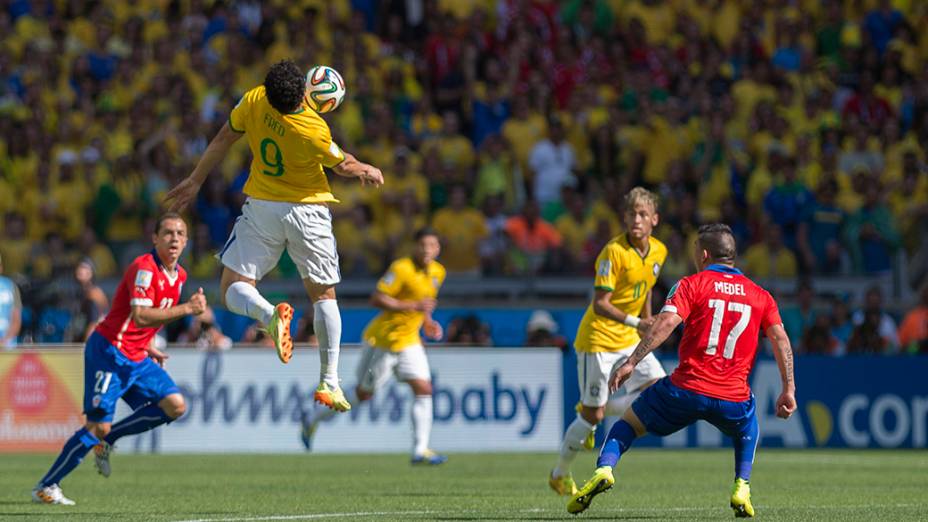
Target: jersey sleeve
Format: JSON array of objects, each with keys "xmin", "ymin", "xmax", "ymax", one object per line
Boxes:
[
  {"xmin": 376, "ymin": 261, "xmax": 406, "ymax": 297},
  {"xmin": 661, "ymin": 276, "xmax": 695, "ymax": 320},
  {"xmin": 305, "ymin": 118, "xmax": 346, "ymax": 168},
  {"xmin": 592, "ymin": 245, "xmax": 622, "ymax": 292},
  {"xmin": 228, "ymin": 91, "xmax": 251, "ymax": 133},
  {"xmin": 760, "ymin": 290, "xmax": 783, "ymax": 330},
  {"xmin": 127, "ymin": 260, "xmax": 157, "ymax": 307}
]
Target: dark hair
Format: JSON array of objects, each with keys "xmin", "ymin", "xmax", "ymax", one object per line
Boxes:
[
  {"xmin": 414, "ymin": 227, "xmax": 440, "ymax": 242},
  {"xmin": 697, "ymin": 223, "xmax": 737, "ymax": 264},
  {"xmin": 264, "ymin": 60, "xmax": 305, "ymax": 114},
  {"xmin": 155, "ymin": 212, "xmax": 186, "ymax": 233}
]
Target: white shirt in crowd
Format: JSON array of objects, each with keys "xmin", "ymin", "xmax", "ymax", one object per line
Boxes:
[{"xmin": 529, "ymin": 139, "xmax": 576, "ymax": 205}]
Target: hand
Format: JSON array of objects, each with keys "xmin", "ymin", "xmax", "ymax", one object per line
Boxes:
[
  {"xmin": 609, "ymin": 362, "xmax": 635, "ymax": 395},
  {"xmin": 148, "ymin": 346, "xmax": 170, "ymax": 368},
  {"xmin": 636, "ymin": 316, "xmax": 656, "ymax": 337},
  {"xmin": 775, "ymin": 391, "xmax": 797, "ymax": 419},
  {"xmin": 423, "ymin": 319, "xmax": 443, "ymax": 341},
  {"xmin": 187, "ymin": 288, "xmax": 207, "ymax": 315},
  {"xmin": 414, "ymin": 298, "xmax": 436, "ymax": 314},
  {"xmin": 359, "ymin": 165, "xmax": 384, "ymax": 187},
  {"xmin": 164, "ymin": 177, "xmax": 204, "ymax": 212}
]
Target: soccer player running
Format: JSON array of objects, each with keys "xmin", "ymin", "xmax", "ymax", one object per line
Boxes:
[
  {"xmin": 33, "ymin": 213, "xmax": 206, "ymax": 505},
  {"xmin": 300, "ymin": 228, "xmax": 448, "ymax": 464},
  {"xmin": 568, "ymin": 224, "xmax": 797, "ymax": 517},
  {"xmin": 550, "ymin": 187, "xmax": 668, "ymax": 495},
  {"xmin": 165, "ymin": 60, "xmax": 384, "ymax": 412}
]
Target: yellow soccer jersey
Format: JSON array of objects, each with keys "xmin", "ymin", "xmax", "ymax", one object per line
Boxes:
[
  {"xmin": 363, "ymin": 258, "xmax": 446, "ymax": 352},
  {"xmin": 574, "ymin": 234, "xmax": 668, "ymax": 353},
  {"xmin": 229, "ymin": 85, "xmax": 345, "ymax": 204}
]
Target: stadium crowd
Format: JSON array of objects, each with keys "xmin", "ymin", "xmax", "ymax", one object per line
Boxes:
[{"xmin": 0, "ymin": 0, "xmax": 927, "ymax": 353}]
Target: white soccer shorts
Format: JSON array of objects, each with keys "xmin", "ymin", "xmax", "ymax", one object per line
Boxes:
[
  {"xmin": 356, "ymin": 343, "xmax": 432, "ymax": 393},
  {"xmin": 577, "ymin": 347, "xmax": 667, "ymax": 407},
  {"xmin": 218, "ymin": 197, "xmax": 341, "ymax": 284}
]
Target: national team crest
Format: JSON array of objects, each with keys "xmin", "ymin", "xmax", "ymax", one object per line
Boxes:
[{"xmin": 92, "ymin": 394, "xmax": 102, "ymax": 407}]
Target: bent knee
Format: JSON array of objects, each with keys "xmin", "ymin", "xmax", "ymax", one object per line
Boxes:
[
  {"xmin": 86, "ymin": 422, "xmax": 111, "ymax": 440},
  {"xmin": 355, "ymin": 387, "xmax": 373, "ymax": 402},
  {"xmin": 409, "ymin": 380, "xmax": 432, "ymax": 396},
  {"xmin": 580, "ymin": 406, "xmax": 605, "ymax": 424},
  {"xmin": 160, "ymin": 394, "xmax": 187, "ymax": 419}
]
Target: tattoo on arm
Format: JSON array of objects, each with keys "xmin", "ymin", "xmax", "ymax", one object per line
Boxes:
[{"xmin": 629, "ymin": 337, "xmax": 654, "ymax": 366}]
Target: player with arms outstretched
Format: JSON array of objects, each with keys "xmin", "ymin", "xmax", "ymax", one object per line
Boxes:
[
  {"xmin": 165, "ymin": 60, "xmax": 383, "ymax": 412},
  {"xmin": 550, "ymin": 187, "xmax": 668, "ymax": 495},
  {"xmin": 300, "ymin": 228, "xmax": 448, "ymax": 464},
  {"xmin": 568, "ymin": 224, "xmax": 797, "ymax": 517},
  {"xmin": 33, "ymin": 213, "xmax": 206, "ymax": 505}
]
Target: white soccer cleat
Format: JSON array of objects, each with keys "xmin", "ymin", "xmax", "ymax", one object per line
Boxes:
[
  {"xmin": 32, "ymin": 484, "xmax": 76, "ymax": 505},
  {"xmin": 94, "ymin": 441, "xmax": 113, "ymax": 478}
]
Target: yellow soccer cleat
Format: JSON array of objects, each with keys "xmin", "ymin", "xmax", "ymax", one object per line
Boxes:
[
  {"xmin": 730, "ymin": 478, "xmax": 755, "ymax": 518},
  {"xmin": 574, "ymin": 402, "xmax": 596, "ymax": 450},
  {"xmin": 549, "ymin": 472, "xmax": 578, "ymax": 496},
  {"xmin": 313, "ymin": 382, "xmax": 352, "ymax": 412},
  {"xmin": 567, "ymin": 466, "xmax": 615, "ymax": 514},
  {"xmin": 267, "ymin": 303, "xmax": 294, "ymax": 364}
]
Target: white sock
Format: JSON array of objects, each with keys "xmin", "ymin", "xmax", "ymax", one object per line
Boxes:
[
  {"xmin": 412, "ymin": 395, "xmax": 433, "ymax": 456},
  {"xmin": 314, "ymin": 299, "xmax": 341, "ymax": 387},
  {"xmin": 605, "ymin": 390, "xmax": 641, "ymax": 417},
  {"xmin": 224, "ymin": 282, "xmax": 273, "ymax": 325},
  {"xmin": 311, "ymin": 387, "xmax": 357, "ymax": 424},
  {"xmin": 553, "ymin": 414, "xmax": 595, "ymax": 477}
]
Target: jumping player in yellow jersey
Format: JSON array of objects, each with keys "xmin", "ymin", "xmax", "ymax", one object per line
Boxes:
[
  {"xmin": 549, "ymin": 187, "xmax": 668, "ymax": 495},
  {"xmin": 300, "ymin": 228, "xmax": 448, "ymax": 464},
  {"xmin": 165, "ymin": 61, "xmax": 384, "ymax": 412}
]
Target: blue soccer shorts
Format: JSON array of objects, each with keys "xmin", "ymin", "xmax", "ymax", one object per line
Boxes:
[
  {"xmin": 83, "ymin": 332, "xmax": 180, "ymax": 423},
  {"xmin": 632, "ymin": 376, "xmax": 756, "ymax": 438}
]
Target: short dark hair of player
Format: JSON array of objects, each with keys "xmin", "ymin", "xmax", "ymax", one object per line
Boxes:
[
  {"xmin": 155, "ymin": 212, "xmax": 186, "ymax": 234},
  {"xmin": 264, "ymin": 60, "xmax": 306, "ymax": 114},
  {"xmin": 697, "ymin": 223, "xmax": 737, "ymax": 264},
  {"xmin": 414, "ymin": 227, "xmax": 440, "ymax": 242}
]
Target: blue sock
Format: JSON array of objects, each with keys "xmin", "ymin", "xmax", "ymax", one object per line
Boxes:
[
  {"xmin": 733, "ymin": 415, "xmax": 759, "ymax": 481},
  {"xmin": 597, "ymin": 420, "xmax": 637, "ymax": 468},
  {"xmin": 105, "ymin": 403, "xmax": 173, "ymax": 445},
  {"xmin": 39, "ymin": 428, "xmax": 99, "ymax": 487}
]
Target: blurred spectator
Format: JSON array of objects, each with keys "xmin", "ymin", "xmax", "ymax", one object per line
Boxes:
[
  {"xmin": 830, "ymin": 296, "xmax": 854, "ymax": 355},
  {"xmin": 797, "ymin": 179, "xmax": 846, "ymax": 274},
  {"xmin": 0, "ymin": 213, "xmax": 30, "ymax": 277},
  {"xmin": 295, "ymin": 308, "xmax": 319, "ymax": 346},
  {"xmin": 528, "ymin": 117, "xmax": 577, "ymax": 206},
  {"xmin": 479, "ymin": 195, "xmax": 509, "ymax": 276},
  {"xmin": 742, "ymin": 224, "xmax": 798, "ymax": 279},
  {"xmin": 802, "ymin": 314, "xmax": 840, "ymax": 356},
  {"xmin": 445, "ymin": 314, "xmax": 492, "ymax": 346},
  {"xmin": 782, "ymin": 281, "xmax": 816, "ymax": 348},
  {"xmin": 0, "ymin": 253, "xmax": 22, "ymax": 348},
  {"xmin": 431, "ymin": 185, "xmax": 488, "ymax": 276},
  {"xmin": 848, "ymin": 309, "xmax": 892, "ymax": 355},
  {"xmin": 844, "ymin": 181, "xmax": 900, "ymax": 274},
  {"xmin": 505, "ymin": 200, "xmax": 564, "ymax": 275},
  {"xmin": 851, "ymin": 286, "xmax": 899, "ymax": 352},
  {"xmin": 177, "ymin": 306, "xmax": 233, "ymax": 351},
  {"xmin": 71, "ymin": 258, "xmax": 108, "ymax": 342},
  {"xmin": 473, "ymin": 135, "xmax": 519, "ymax": 209},
  {"xmin": 763, "ymin": 156, "xmax": 813, "ymax": 251},
  {"xmin": 524, "ymin": 309, "xmax": 567, "ymax": 351},
  {"xmin": 897, "ymin": 285, "xmax": 928, "ymax": 353},
  {"xmin": 77, "ymin": 229, "xmax": 118, "ymax": 279}
]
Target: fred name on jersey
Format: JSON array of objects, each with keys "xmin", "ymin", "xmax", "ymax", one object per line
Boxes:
[{"xmin": 714, "ymin": 281, "xmax": 746, "ymax": 296}]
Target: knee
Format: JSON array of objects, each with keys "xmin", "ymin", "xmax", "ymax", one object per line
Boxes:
[
  {"xmin": 86, "ymin": 422, "xmax": 110, "ymax": 440},
  {"xmin": 355, "ymin": 387, "xmax": 373, "ymax": 402},
  {"xmin": 580, "ymin": 406, "xmax": 604, "ymax": 425},
  {"xmin": 309, "ymin": 285, "xmax": 336, "ymax": 302},
  {"xmin": 160, "ymin": 394, "xmax": 187, "ymax": 419},
  {"xmin": 410, "ymin": 380, "xmax": 432, "ymax": 396}
]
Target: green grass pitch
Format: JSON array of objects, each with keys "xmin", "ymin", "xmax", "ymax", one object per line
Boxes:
[{"xmin": 3, "ymin": 450, "xmax": 924, "ymax": 521}]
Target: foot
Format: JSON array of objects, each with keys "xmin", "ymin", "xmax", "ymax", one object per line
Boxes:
[
  {"xmin": 313, "ymin": 382, "xmax": 351, "ymax": 412},
  {"xmin": 266, "ymin": 303, "xmax": 294, "ymax": 363},
  {"xmin": 567, "ymin": 466, "xmax": 615, "ymax": 515},
  {"xmin": 549, "ymin": 471, "xmax": 578, "ymax": 496},
  {"xmin": 299, "ymin": 410, "xmax": 317, "ymax": 451},
  {"xmin": 411, "ymin": 449, "xmax": 448, "ymax": 465},
  {"xmin": 32, "ymin": 484, "xmax": 76, "ymax": 505},
  {"xmin": 574, "ymin": 402, "xmax": 596, "ymax": 450},
  {"xmin": 730, "ymin": 478, "xmax": 755, "ymax": 518},
  {"xmin": 94, "ymin": 441, "xmax": 113, "ymax": 478}
]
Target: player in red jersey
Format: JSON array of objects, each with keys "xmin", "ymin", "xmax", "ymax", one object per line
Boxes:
[
  {"xmin": 33, "ymin": 213, "xmax": 207, "ymax": 506},
  {"xmin": 568, "ymin": 224, "xmax": 796, "ymax": 518}
]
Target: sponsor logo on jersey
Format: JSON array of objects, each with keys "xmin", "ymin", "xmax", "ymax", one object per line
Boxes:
[{"xmin": 597, "ymin": 260, "xmax": 611, "ymax": 277}]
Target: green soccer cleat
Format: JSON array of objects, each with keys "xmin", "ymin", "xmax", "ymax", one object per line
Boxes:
[
  {"xmin": 567, "ymin": 466, "xmax": 615, "ymax": 514},
  {"xmin": 266, "ymin": 303, "xmax": 293, "ymax": 364},
  {"xmin": 730, "ymin": 478, "xmax": 755, "ymax": 518},
  {"xmin": 313, "ymin": 382, "xmax": 352, "ymax": 412},
  {"xmin": 549, "ymin": 471, "xmax": 578, "ymax": 496}
]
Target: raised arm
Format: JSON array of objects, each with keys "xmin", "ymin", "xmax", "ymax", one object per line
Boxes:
[
  {"xmin": 765, "ymin": 322, "xmax": 797, "ymax": 419},
  {"xmin": 132, "ymin": 288, "xmax": 207, "ymax": 328},
  {"xmin": 609, "ymin": 311, "xmax": 682, "ymax": 393},
  {"xmin": 165, "ymin": 123, "xmax": 243, "ymax": 211},
  {"xmin": 332, "ymin": 151, "xmax": 384, "ymax": 187}
]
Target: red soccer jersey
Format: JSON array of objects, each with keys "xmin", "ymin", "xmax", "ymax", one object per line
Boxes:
[
  {"xmin": 95, "ymin": 251, "xmax": 187, "ymax": 362},
  {"xmin": 661, "ymin": 265, "xmax": 782, "ymax": 402}
]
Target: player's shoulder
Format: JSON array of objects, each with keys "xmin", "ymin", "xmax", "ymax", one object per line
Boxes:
[
  {"xmin": 388, "ymin": 257, "xmax": 414, "ymax": 275},
  {"xmin": 736, "ymin": 272, "xmax": 775, "ymax": 302},
  {"xmin": 243, "ymin": 85, "xmax": 266, "ymax": 104},
  {"xmin": 429, "ymin": 260, "xmax": 447, "ymax": 279},
  {"xmin": 601, "ymin": 235, "xmax": 629, "ymax": 256},
  {"xmin": 648, "ymin": 235, "xmax": 668, "ymax": 259},
  {"xmin": 127, "ymin": 252, "xmax": 157, "ymax": 286}
]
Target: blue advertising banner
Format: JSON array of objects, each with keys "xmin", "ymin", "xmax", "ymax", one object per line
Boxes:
[{"xmin": 563, "ymin": 355, "xmax": 928, "ymax": 449}]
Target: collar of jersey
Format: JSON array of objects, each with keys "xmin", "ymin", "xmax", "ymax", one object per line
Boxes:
[
  {"xmin": 150, "ymin": 249, "xmax": 180, "ymax": 285},
  {"xmin": 705, "ymin": 264, "xmax": 742, "ymax": 275}
]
